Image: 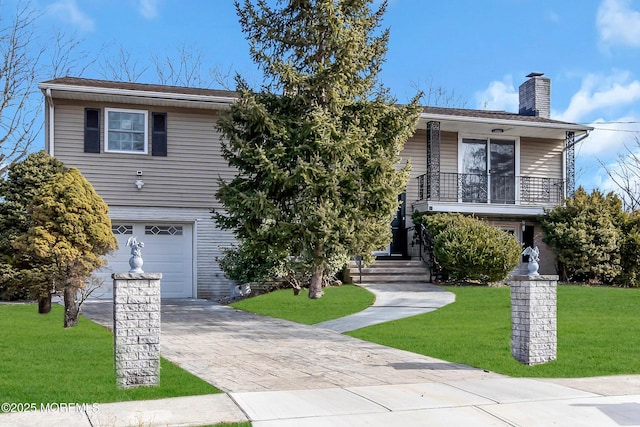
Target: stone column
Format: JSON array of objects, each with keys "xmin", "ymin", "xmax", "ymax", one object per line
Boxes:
[
  {"xmin": 112, "ymin": 272, "xmax": 162, "ymax": 388},
  {"xmin": 510, "ymin": 274, "xmax": 558, "ymax": 365}
]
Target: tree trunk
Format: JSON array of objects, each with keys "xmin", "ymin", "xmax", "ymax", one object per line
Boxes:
[
  {"xmin": 38, "ymin": 294, "xmax": 52, "ymax": 314},
  {"xmin": 63, "ymin": 286, "xmax": 80, "ymax": 328},
  {"xmin": 308, "ymin": 269, "xmax": 324, "ymax": 299}
]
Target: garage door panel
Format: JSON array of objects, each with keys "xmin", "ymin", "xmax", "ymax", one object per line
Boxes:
[{"xmin": 93, "ymin": 222, "xmax": 193, "ymax": 299}]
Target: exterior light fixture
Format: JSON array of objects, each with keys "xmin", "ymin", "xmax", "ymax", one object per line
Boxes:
[
  {"xmin": 492, "ymin": 128, "xmax": 504, "ymax": 134},
  {"xmin": 522, "ymin": 220, "xmax": 526, "ymax": 231}
]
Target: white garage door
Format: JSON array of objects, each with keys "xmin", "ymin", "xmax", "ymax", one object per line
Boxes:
[{"xmin": 93, "ymin": 223, "xmax": 193, "ymax": 299}]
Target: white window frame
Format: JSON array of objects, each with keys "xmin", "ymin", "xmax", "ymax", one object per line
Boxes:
[
  {"xmin": 457, "ymin": 134, "xmax": 521, "ymax": 204},
  {"xmin": 105, "ymin": 108, "xmax": 149, "ymax": 154}
]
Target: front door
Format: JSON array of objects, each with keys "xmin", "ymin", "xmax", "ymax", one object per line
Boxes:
[{"xmin": 390, "ymin": 193, "xmax": 407, "ymax": 256}]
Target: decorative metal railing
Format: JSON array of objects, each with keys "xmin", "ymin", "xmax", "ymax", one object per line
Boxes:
[{"xmin": 417, "ymin": 173, "xmax": 564, "ymax": 205}]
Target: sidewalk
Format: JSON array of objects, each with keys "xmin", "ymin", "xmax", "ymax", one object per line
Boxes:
[{"xmin": 3, "ymin": 283, "xmax": 640, "ymax": 426}]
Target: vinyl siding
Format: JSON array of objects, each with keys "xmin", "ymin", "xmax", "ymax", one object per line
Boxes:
[
  {"xmin": 520, "ymin": 137, "xmax": 563, "ymax": 179},
  {"xmin": 440, "ymin": 131, "xmax": 458, "ymax": 173},
  {"xmin": 51, "ymin": 100, "xmax": 235, "ymax": 209},
  {"xmin": 400, "ymin": 129, "xmax": 426, "ymax": 221}
]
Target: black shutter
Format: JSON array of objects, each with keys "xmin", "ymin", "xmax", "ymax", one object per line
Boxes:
[
  {"xmin": 84, "ymin": 108, "xmax": 100, "ymax": 153},
  {"xmin": 151, "ymin": 112, "xmax": 167, "ymax": 156}
]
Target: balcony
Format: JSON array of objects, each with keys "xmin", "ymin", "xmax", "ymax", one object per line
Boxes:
[{"xmin": 416, "ymin": 173, "xmax": 565, "ymax": 215}]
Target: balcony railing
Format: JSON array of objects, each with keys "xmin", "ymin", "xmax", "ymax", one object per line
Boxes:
[{"xmin": 417, "ymin": 173, "xmax": 564, "ymax": 205}]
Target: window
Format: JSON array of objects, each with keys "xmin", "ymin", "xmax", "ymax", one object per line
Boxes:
[
  {"xmin": 151, "ymin": 112, "xmax": 167, "ymax": 156},
  {"xmin": 84, "ymin": 109, "xmax": 100, "ymax": 153},
  {"xmin": 105, "ymin": 108, "xmax": 148, "ymax": 154},
  {"xmin": 112, "ymin": 225, "xmax": 133, "ymax": 235},
  {"xmin": 145, "ymin": 225, "xmax": 183, "ymax": 236},
  {"xmin": 459, "ymin": 137, "xmax": 518, "ymax": 204}
]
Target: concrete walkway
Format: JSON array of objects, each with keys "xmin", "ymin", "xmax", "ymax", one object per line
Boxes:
[
  {"xmin": 4, "ymin": 283, "xmax": 640, "ymax": 426},
  {"xmin": 315, "ymin": 282, "xmax": 455, "ymax": 332}
]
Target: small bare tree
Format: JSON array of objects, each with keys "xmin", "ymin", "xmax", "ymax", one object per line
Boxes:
[
  {"xmin": 600, "ymin": 135, "xmax": 640, "ymax": 211},
  {"xmin": 153, "ymin": 43, "xmax": 213, "ymax": 88},
  {"xmin": 1, "ymin": 1, "xmax": 92, "ymax": 174},
  {"xmin": 0, "ymin": 1, "xmax": 45, "ymax": 174},
  {"xmin": 98, "ymin": 42, "xmax": 149, "ymax": 82}
]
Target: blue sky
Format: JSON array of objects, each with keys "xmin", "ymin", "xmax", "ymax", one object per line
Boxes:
[{"xmin": 19, "ymin": 0, "xmax": 640, "ymax": 192}]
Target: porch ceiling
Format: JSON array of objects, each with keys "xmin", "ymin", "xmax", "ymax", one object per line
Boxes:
[{"xmin": 416, "ymin": 115, "xmax": 591, "ymax": 141}]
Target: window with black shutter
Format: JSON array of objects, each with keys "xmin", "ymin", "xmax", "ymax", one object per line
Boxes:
[
  {"xmin": 84, "ymin": 108, "xmax": 100, "ymax": 153},
  {"xmin": 151, "ymin": 112, "xmax": 167, "ymax": 156}
]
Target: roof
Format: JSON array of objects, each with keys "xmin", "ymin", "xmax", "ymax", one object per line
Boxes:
[{"xmin": 39, "ymin": 76, "xmax": 592, "ymax": 138}]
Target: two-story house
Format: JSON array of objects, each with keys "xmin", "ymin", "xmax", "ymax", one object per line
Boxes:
[{"xmin": 38, "ymin": 73, "xmax": 591, "ymax": 299}]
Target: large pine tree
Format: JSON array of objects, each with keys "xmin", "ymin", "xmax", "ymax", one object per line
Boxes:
[{"xmin": 214, "ymin": 0, "xmax": 421, "ymax": 298}]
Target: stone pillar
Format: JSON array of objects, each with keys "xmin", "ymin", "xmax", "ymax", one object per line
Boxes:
[
  {"xmin": 112, "ymin": 272, "xmax": 162, "ymax": 388},
  {"xmin": 510, "ymin": 274, "xmax": 558, "ymax": 365}
]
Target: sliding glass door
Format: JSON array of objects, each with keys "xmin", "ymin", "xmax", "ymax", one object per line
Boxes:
[
  {"xmin": 460, "ymin": 138, "xmax": 516, "ymax": 204},
  {"xmin": 490, "ymin": 140, "xmax": 515, "ymax": 204}
]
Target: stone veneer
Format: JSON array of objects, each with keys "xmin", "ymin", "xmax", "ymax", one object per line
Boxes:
[
  {"xmin": 510, "ymin": 274, "xmax": 558, "ymax": 365},
  {"xmin": 112, "ymin": 272, "xmax": 162, "ymax": 388}
]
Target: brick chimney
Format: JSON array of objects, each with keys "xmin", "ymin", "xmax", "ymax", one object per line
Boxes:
[{"xmin": 519, "ymin": 72, "xmax": 550, "ymax": 118}]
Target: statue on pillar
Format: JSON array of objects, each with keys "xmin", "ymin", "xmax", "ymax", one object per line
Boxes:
[
  {"xmin": 521, "ymin": 246, "xmax": 540, "ymax": 275},
  {"xmin": 126, "ymin": 236, "xmax": 145, "ymax": 273}
]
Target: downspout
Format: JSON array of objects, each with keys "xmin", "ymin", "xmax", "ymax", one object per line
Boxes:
[{"xmin": 45, "ymin": 88, "xmax": 55, "ymax": 156}]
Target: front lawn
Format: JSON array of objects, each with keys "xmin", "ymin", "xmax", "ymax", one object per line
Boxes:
[
  {"xmin": 348, "ymin": 285, "xmax": 640, "ymax": 378},
  {"xmin": 230, "ymin": 284, "xmax": 375, "ymax": 324},
  {"xmin": 0, "ymin": 304, "xmax": 219, "ymax": 408}
]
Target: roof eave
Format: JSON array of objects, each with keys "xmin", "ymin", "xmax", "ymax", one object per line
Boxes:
[
  {"xmin": 420, "ymin": 112, "xmax": 593, "ymax": 134},
  {"xmin": 38, "ymin": 82, "xmax": 237, "ymax": 107}
]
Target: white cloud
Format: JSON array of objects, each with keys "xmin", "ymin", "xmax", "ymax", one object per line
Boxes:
[
  {"xmin": 474, "ymin": 75, "xmax": 519, "ymax": 112},
  {"xmin": 596, "ymin": 0, "xmax": 640, "ymax": 48},
  {"xmin": 48, "ymin": 0, "xmax": 95, "ymax": 32},
  {"xmin": 555, "ymin": 71, "xmax": 640, "ymax": 123},
  {"xmin": 138, "ymin": 0, "xmax": 160, "ymax": 20}
]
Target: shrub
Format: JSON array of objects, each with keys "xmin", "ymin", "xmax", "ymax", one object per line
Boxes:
[
  {"xmin": 616, "ymin": 211, "xmax": 640, "ymax": 287},
  {"xmin": 218, "ymin": 241, "xmax": 349, "ymax": 291},
  {"xmin": 539, "ymin": 188, "xmax": 622, "ymax": 283},
  {"xmin": 414, "ymin": 212, "xmax": 520, "ymax": 284},
  {"xmin": 433, "ymin": 219, "xmax": 521, "ymax": 283}
]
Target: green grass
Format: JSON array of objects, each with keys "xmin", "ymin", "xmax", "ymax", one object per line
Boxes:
[
  {"xmin": 0, "ymin": 304, "xmax": 220, "ymax": 408},
  {"xmin": 348, "ymin": 285, "xmax": 640, "ymax": 378},
  {"xmin": 230, "ymin": 284, "xmax": 375, "ymax": 324}
]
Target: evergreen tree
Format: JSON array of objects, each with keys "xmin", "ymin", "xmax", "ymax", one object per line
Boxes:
[
  {"xmin": 539, "ymin": 187, "xmax": 623, "ymax": 283},
  {"xmin": 0, "ymin": 151, "xmax": 67, "ymax": 310},
  {"xmin": 214, "ymin": 0, "xmax": 421, "ymax": 298},
  {"xmin": 13, "ymin": 168, "xmax": 117, "ymax": 327}
]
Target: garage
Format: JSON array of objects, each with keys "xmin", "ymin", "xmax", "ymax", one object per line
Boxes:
[{"xmin": 94, "ymin": 223, "xmax": 194, "ymax": 298}]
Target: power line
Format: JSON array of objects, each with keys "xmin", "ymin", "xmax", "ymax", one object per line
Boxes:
[{"xmin": 590, "ymin": 127, "xmax": 640, "ymax": 133}]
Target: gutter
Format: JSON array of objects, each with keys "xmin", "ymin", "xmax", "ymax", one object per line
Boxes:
[
  {"xmin": 45, "ymin": 88, "xmax": 54, "ymax": 156},
  {"xmin": 37, "ymin": 82, "xmax": 237, "ymax": 106},
  {"xmin": 420, "ymin": 112, "xmax": 593, "ymax": 134}
]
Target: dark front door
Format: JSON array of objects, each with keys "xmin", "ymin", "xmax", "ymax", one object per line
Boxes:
[
  {"xmin": 390, "ymin": 193, "xmax": 407, "ymax": 256},
  {"xmin": 522, "ymin": 225, "xmax": 535, "ymax": 262}
]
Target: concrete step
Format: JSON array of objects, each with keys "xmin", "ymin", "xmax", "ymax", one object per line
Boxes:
[
  {"xmin": 354, "ymin": 267, "xmax": 430, "ymax": 275},
  {"xmin": 352, "ymin": 274, "xmax": 431, "ymax": 283},
  {"xmin": 349, "ymin": 259, "xmax": 431, "ymax": 284}
]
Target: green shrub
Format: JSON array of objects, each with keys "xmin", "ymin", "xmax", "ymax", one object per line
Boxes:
[
  {"xmin": 616, "ymin": 211, "xmax": 640, "ymax": 287},
  {"xmin": 433, "ymin": 219, "xmax": 521, "ymax": 283},
  {"xmin": 414, "ymin": 212, "xmax": 520, "ymax": 284},
  {"xmin": 218, "ymin": 243, "xmax": 286, "ymax": 284},
  {"xmin": 218, "ymin": 241, "xmax": 348, "ymax": 288},
  {"xmin": 539, "ymin": 188, "xmax": 622, "ymax": 283}
]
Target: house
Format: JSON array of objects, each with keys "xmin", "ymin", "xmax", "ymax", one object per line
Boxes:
[{"xmin": 38, "ymin": 73, "xmax": 591, "ymax": 298}]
